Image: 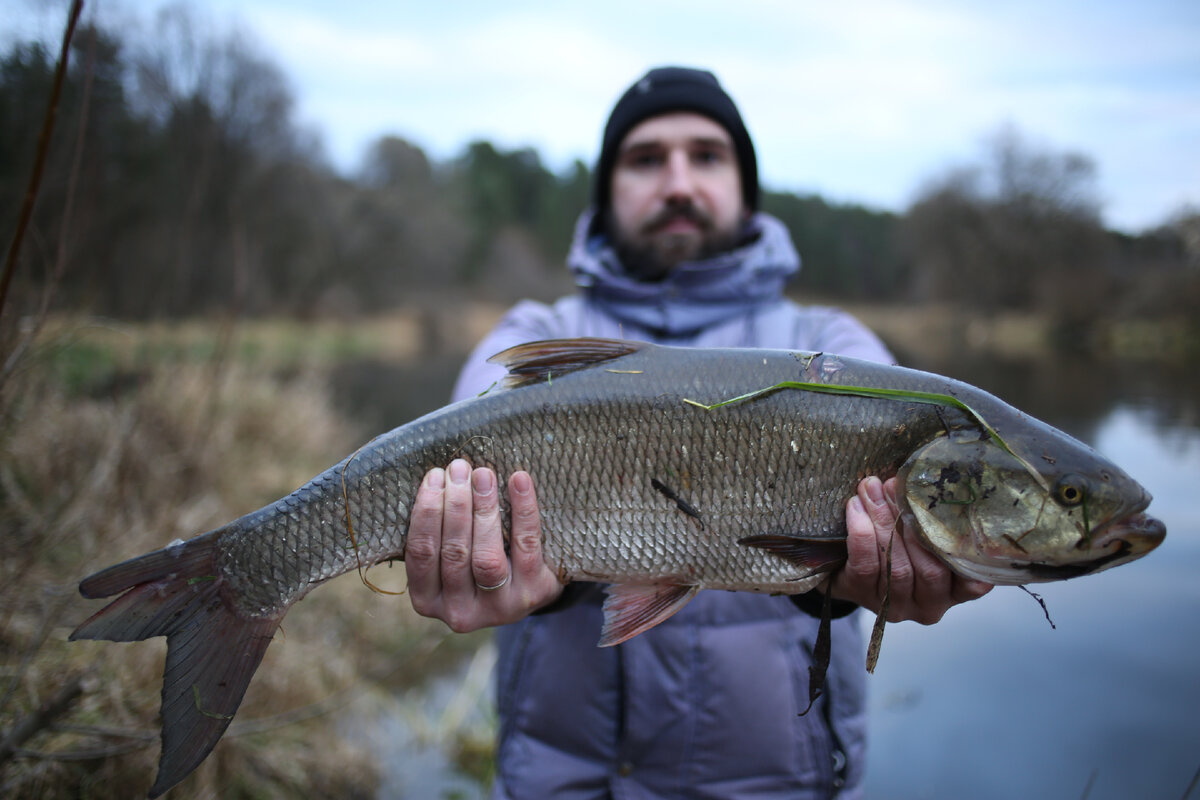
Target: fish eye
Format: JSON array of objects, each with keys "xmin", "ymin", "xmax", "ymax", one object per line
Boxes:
[{"xmin": 1054, "ymin": 475, "xmax": 1087, "ymax": 506}]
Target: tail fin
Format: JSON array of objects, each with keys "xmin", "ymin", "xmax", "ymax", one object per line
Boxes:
[{"xmin": 71, "ymin": 532, "xmax": 279, "ymax": 798}]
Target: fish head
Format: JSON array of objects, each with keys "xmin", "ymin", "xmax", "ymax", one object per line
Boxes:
[{"xmin": 897, "ymin": 431, "xmax": 1166, "ymax": 585}]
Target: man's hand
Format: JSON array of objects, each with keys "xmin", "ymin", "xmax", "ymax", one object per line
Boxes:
[
  {"xmin": 405, "ymin": 459, "xmax": 564, "ymax": 633},
  {"xmin": 834, "ymin": 476, "xmax": 993, "ymax": 623}
]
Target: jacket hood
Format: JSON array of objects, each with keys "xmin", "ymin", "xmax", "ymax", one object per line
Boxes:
[{"xmin": 566, "ymin": 209, "xmax": 801, "ymax": 336}]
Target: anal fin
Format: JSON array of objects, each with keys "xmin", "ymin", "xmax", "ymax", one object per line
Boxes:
[{"xmin": 598, "ymin": 583, "xmax": 700, "ymax": 647}]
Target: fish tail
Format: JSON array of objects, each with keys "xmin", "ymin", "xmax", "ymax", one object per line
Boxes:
[{"xmin": 70, "ymin": 531, "xmax": 279, "ymax": 798}]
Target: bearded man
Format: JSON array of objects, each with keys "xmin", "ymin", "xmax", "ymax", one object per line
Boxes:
[{"xmin": 404, "ymin": 66, "xmax": 992, "ymax": 800}]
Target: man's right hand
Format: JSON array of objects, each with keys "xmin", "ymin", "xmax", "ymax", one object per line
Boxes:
[{"xmin": 405, "ymin": 460, "xmax": 564, "ymax": 632}]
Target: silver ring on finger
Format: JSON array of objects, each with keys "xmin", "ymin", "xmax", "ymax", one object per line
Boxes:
[{"xmin": 475, "ymin": 574, "xmax": 509, "ymax": 592}]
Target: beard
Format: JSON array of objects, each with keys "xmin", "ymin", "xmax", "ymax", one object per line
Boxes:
[{"xmin": 609, "ymin": 200, "xmax": 743, "ymax": 281}]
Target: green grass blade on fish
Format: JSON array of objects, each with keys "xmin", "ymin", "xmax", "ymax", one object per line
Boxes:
[
  {"xmin": 684, "ymin": 380, "xmax": 1050, "ymax": 491},
  {"xmin": 192, "ymin": 684, "xmax": 234, "ymax": 721}
]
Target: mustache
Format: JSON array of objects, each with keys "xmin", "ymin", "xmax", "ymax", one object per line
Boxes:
[{"xmin": 641, "ymin": 203, "xmax": 714, "ymax": 234}]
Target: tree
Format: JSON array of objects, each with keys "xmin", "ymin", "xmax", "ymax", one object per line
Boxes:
[
  {"xmin": 341, "ymin": 135, "xmax": 467, "ymax": 306},
  {"xmin": 901, "ymin": 125, "xmax": 1112, "ymax": 315},
  {"xmin": 762, "ymin": 192, "xmax": 902, "ymax": 299},
  {"xmin": 447, "ymin": 141, "xmax": 586, "ymax": 294}
]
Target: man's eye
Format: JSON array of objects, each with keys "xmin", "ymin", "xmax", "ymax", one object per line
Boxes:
[
  {"xmin": 692, "ymin": 149, "xmax": 724, "ymax": 165},
  {"xmin": 628, "ymin": 153, "xmax": 664, "ymax": 168}
]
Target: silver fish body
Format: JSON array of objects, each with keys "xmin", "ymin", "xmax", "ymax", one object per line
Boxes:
[
  {"xmin": 71, "ymin": 338, "xmax": 1165, "ymax": 796},
  {"xmin": 221, "ymin": 343, "xmax": 947, "ymax": 611}
]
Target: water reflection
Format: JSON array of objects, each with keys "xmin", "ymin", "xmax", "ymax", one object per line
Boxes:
[
  {"xmin": 353, "ymin": 644, "xmax": 495, "ymax": 800},
  {"xmin": 907, "ymin": 352, "xmax": 1200, "ymax": 446}
]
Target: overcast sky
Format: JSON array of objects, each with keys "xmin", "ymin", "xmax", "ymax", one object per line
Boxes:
[{"xmin": 10, "ymin": 0, "xmax": 1200, "ymax": 233}]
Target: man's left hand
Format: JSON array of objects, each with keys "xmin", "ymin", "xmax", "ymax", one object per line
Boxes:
[{"xmin": 834, "ymin": 476, "xmax": 993, "ymax": 623}]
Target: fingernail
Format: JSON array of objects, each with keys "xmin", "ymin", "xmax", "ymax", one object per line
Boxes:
[
  {"xmin": 864, "ymin": 477, "xmax": 886, "ymax": 508},
  {"xmin": 472, "ymin": 468, "xmax": 495, "ymax": 495},
  {"xmin": 425, "ymin": 468, "xmax": 445, "ymax": 490},
  {"xmin": 448, "ymin": 459, "xmax": 470, "ymax": 485},
  {"xmin": 509, "ymin": 471, "xmax": 531, "ymax": 496},
  {"xmin": 849, "ymin": 496, "xmax": 865, "ymax": 516}
]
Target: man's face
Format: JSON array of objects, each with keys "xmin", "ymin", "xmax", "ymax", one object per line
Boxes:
[{"xmin": 608, "ymin": 112, "xmax": 746, "ymax": 279}]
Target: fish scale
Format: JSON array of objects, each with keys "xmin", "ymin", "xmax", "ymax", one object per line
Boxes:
[{"xmin": 69, "ymin": 337, "xmax": 1165, "ymax": 798}]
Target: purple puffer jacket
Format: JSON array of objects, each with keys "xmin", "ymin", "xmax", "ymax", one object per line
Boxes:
[{"xmin": 453, "ymin": 211, "xmax": 893, "ymax": 800}]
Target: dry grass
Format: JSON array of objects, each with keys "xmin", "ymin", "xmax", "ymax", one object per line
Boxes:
[
  {"xmin": 0, "ymin": 329, "xmax": 484, "ymax": 798},
  {"xmin": 840, "ymin": 302, "xmax": 1200, "ymax": 363},
  {"xmin": 34, "ymin": 306, "xmax": 508, "ymax": 372}
]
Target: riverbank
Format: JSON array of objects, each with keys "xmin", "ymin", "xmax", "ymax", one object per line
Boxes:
[
  {"xmin": 31, "ymin": 302, "xmax": 1200, "ymax": 381},
  {"xmin": 841, "ymin": 302, "xmax": 1199, "ymax": 363}
]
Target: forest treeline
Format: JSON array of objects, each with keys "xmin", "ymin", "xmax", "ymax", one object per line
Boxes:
[{"xmin": 2, "ymin": 6, "xmax": 1198, "ymax": 332}]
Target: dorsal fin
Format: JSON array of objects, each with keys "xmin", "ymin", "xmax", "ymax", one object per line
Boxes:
[{"xmin": 488, "ymin": 337, "xmax": 645, "ymax": 389}]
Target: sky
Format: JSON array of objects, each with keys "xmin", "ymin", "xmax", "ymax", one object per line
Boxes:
[{"xmin": 9, "ymin": 0, "xmax": 1200, "ymax": 233}]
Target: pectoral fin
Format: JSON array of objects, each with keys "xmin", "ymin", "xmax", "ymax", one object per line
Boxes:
[
  {"xmin": 738, "ymin": 534, "xmax": 847, "ymax": 574},
  {"xmin": 598, "ymin": 583, "xmax": 701, "ymax": 647}
]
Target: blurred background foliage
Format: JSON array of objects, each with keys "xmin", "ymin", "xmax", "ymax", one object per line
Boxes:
[{"xmin": 1, "ymin": 5, "xmax": 1196, "ymax": 331}]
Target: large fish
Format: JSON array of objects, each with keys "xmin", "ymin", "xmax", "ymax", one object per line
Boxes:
[{"xmin": 71, "ymin": 338, "xmax": 1165, "ymax": 797}]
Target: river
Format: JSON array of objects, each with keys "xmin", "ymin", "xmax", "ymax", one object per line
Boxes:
[{"xmin": 332, "ymin": 351, "xmax": 1200, "ymax": 799}]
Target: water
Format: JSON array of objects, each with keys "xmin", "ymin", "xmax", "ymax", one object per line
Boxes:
[
  {"xmin": 358, "ymin": 644, "xmax": 496, "ymax": 800},
  {"xmin": 332, "ymin": 352, "xmax": 1200, "ymax": 799}
]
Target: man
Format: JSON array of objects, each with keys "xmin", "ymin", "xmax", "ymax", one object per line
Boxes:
[{"xmin": 405, "ymin": 67, "xmax": 992, "ymax": 799}]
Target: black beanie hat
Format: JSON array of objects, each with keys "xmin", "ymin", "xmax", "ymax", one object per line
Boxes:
[{"xmin": 593, "ymin": 66, "xmax": 759, "ymax": 226}]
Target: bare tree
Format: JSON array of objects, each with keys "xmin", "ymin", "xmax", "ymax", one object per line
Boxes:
[{"xmin": 902, "ymin": 125, "xmax": 1111, "ymax": 316}]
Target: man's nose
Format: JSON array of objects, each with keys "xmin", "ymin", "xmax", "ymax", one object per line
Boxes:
[{"xmin": 662, "ymin": 151, "xmax": 697, "ymax": 198}]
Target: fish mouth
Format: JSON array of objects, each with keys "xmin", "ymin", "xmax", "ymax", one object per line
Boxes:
[
  {"xmin": 1021, "ymin": 539, "xmax": 1133, "ymax": 581},
  {"xmin": 1087, "ymin": 507, "xmax": 1166, "ymax": 554},
  {"xmin": 1116, "ymin": 511, "xmax": 1167, "ymax": 550},
  {"xmin": 1021, "ymin": 512, "xmax": 1167, "ymax": 582}
]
